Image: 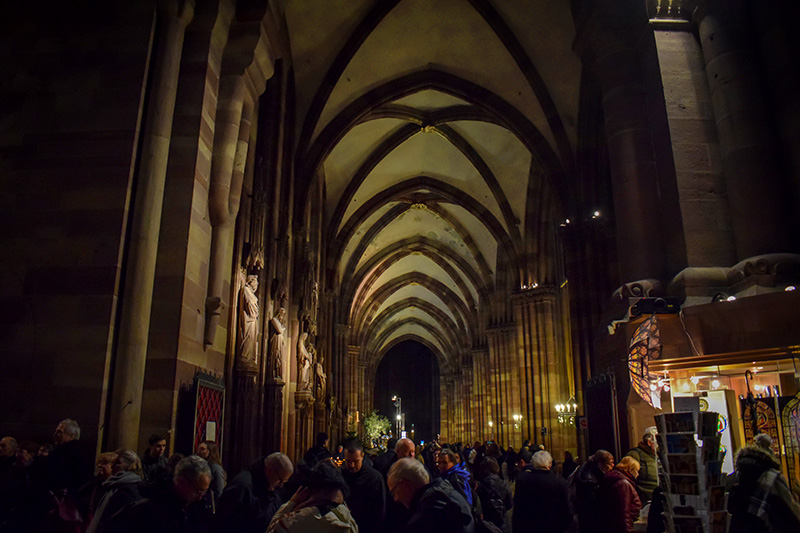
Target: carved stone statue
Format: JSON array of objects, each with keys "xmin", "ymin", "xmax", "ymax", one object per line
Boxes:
[
  {"xmin": 268, "ymin": 307, "xmax": 286, "ymax": 380},
  {"xmin": 314, "ymin": 352, "xmax": 327, "ymax": 402},
  {"xmin": 297, "ymin": 332, "xmax": 313, "ymax": 392},
  {"xmin": 236, "ymin": 275, "xmax": 259, "ymax": 369}
]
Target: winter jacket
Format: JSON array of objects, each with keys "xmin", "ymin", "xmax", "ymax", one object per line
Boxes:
[
  {"xmin": 342, "ymin": 464, "xmax": 386, "ymax": 533},
  {"xmin": 303, "ymin": 445, "xmax": 331, "ymax": 467},
  {"xmin": 443, "ymin": 464, "xmax": 473, "ymax": 505},
  {"xmin": 624, "ymin": 445, "xmax": 657, "ymax": 502},
  {"xmin": 571, "ymin": 459, "xmax": 606, "ymax": 533},
  {"xmin": 598, "ymin": 469, "xmax": 641, "ymax": 533},
  {"xmin": 86, "ymin": 470, "xmax": 142, "ymax": 533},
  {"xmin": 141, "ymin": 454, "xmax": 168, "ymax": 483},
  {"xmin": 728, "ymin": 445, "xmax": 800, "ymax": 533},
  {"xmin": 407, "ymin": 478, "xmax": 475, "ymax": 533},
  {"xmin": 475, "ymin": 473, "xmax": 512, "ymax": 532},
  {"xmin": 214, "ymin": 457, "xmax": 283, "ymax": 533},
  {"xmin": 106, "ymin": 482, "xmax": 212, "ymax": 533},
  {"xmin": 267, "ymin": 499, "xmax": 358, "ymax": 532},
  {"xmin": 512, "ymin": 467, "xmax": 572, "ymax": 533}
]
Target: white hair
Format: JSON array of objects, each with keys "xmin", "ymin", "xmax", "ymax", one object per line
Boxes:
[
  {"xmin": 532, "ymin": 450, "xmax": 553, "ymax": 468},
  {"xmin": 59, "ymin": 419, "xmax": 81, "ymax": 439},
  {"xmin": 388, "ymin": 457, "xmax": 429, "ymax": 488},
  {"xmin": 175, "ymin": 454, "xmax": 211, "ymax": 482},
  {"xmin": 265, "ymin": 452, "xmax": 293, "ymax": 474}
]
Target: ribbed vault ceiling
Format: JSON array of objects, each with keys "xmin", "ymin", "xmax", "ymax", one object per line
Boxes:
[{"xmin": 286, "ymin": 0, "xmax": 581, "ymax": 376}]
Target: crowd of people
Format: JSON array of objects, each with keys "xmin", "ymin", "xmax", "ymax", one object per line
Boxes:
[{"xmin": 1, "ymin": 420, "xmax": 799, "ymax": 532}]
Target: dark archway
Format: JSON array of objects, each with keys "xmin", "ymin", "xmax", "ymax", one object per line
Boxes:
[{"xmin": 374, "ymin": 340, "xmax": 440, "ymax": 443}]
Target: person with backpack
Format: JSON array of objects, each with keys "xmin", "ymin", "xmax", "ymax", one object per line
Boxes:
[{"xmin": 474, "ymin": 457, "xmax": 512, "ymax": 532}]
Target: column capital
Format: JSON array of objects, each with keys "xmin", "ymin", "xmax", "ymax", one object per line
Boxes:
[{"xmin": 512, "ymin": 284, "xmax": 559, "ymax": 303}]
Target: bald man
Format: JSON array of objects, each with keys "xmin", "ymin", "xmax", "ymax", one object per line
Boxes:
[{"xmin": 396, "ymin": 438, "xmax": 415, "ymax": 459}]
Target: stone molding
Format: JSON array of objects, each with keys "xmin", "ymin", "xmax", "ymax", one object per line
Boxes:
[
  {"xmin": 511, "ymin": 284, "xmax": 559, "ymax": 302},
  {"xmin": 669, "ymin": 254, "xmax": 800, "ymax": 305}
]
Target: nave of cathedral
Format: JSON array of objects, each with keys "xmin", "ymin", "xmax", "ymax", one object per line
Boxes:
[{"xmin": 1, "ymin": 0, "xmax": 799, "ymax": 483}]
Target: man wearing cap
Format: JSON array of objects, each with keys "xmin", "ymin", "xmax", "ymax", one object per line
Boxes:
[{"xmin": 624, "ymin": 429, "xmax": 658, "ymax": 503}]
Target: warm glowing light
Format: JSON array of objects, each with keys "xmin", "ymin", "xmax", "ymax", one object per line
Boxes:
[
  {"xmin": 592, "ymin": 210, "xmax": 601, "ymax": 218},
  {"xmin": 754, "ymin": 384, "xmax": 761, "ymax": 391},
  {"xmin": 396, "ymin": 414, "xmax": 401, "ymax": 420},
  {"xmin": 786, "ymin": 286, "xmax": 796, "ymax": 291},
  {"xmin": 690, "ymin": 375, "xmax": 700, "ymax": 385},
  {"xmin": 712, "ymin": 379, "xmax": 720, "ymax": 389},
  {"xmin": 488, "ymin": 420, "xmax": 493, "ymax": 427},
  {"xmin": 726, "ymin": 295, "xmax": 737, "ymax": 301}
]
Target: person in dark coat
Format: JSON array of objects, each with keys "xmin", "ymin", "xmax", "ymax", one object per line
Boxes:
[
  {"xmin": 341, "ymin": 441, "xmax": 386, "ymax": 533},
  {"xmin": 303, "ymin": 432, "xmax": 332, "ymax": 467},
  {"xmin": 572, "ymin": 449, "xmax": 614, "ymax": 533},
  {"xmin": 86, "ymin": 449, "xmax": 143, "ymax": 533},
  {"xmin": 598, "ymin": 456, "xmax": 641, "ymax": 533},
  {"xmin": 141, "ymin": 434, "xmax": 168, "ymax": 483},
  {"xmin": 727, "ymin": 443, "xmax": 800, "ymax": 533},
  {"xmin": 374, "ymin": 438, "xmax": 398, "ymax": 477},
  {"xmin": 512, "ymin": 450, "xmax": 572, "ymax": 533},
  {"xmin": 388, "ymin": 458, "xmax": 475, "ymax": 533},
  {"xmin": 561, "ymin": 451, "xmax": 578, "ymax": 480},
  {"xmin": 475, "ymin": 457, "xmax": 512, "ymax": 532},
  {"xmin": 214, "ymin": 452, "xmax": 294, "ymax": 533},
  {"xmin": 107, "ymin": 454, "xmax": 213, "ymax": 533}
]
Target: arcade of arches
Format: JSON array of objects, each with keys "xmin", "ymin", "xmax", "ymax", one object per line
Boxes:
[{"xmin": 1, "ymin": 0, "xmax": 799, "ymax": 474}]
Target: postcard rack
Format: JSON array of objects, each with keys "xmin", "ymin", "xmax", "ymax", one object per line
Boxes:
[{"xmin": 654, "ymin": 411, "xmax": 727, "ymax": 533}]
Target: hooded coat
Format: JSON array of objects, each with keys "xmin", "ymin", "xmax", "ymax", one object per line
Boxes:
[
  {"xmin": 86, "ymin": 470, "xmax": 142, "ymax": 533},
  {"xmin": 407, "ymin": 478, "xmax": 475, "ymax": 533},
  {"xmin": 266, "ymin": 499, "xmax": 358, "ymax": 533},
  {"xmin": 728, "ymin": 445, "xmax": 800, "ymax": 533},
  {"xmin": 443, "ymin": 464, "xmax": 473, "ymax": 506}
]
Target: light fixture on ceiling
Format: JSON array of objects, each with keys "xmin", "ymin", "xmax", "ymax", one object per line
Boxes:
[
  {"xmin": 592, "ymin": 210, "xmax": 601, "ymax": 219},
  {"xmin": 786, "ymin": 286, "xmax": 796, "ymax": 291}
]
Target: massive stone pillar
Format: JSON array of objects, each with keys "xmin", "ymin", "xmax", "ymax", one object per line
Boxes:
[
  {"xmin": 513, "ymin": 286, "xmax": 575, "ymax": 454},
  {"xmin": 108, "ymin": 2, "xmax": 195, "ymax": 450},
  {"xmin": 692, "ymin": 0, "xmax": 796, "ymax": 258},
  {"xmin": 574, "ymin": 0, "xmax": 685, "ymax": 286},
  {"xmin": 487, "ymin": 323, "xmax": 521, "ymax": 446}
]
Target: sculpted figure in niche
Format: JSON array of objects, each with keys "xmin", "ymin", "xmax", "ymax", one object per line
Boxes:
[
  {"xmin": 314, "ymin": 352, "xmax": 327, "ymax": 402},
  {"xmin": 237, "ymin": 275, "xmax": 259, "ymax": 368},
  {"xmin": 297, "ymin": 332, "xmax": 313, "ymax": 392},
  {"xmin": 268, "ymin": 307, "xmax": 286, "ymax": 380}
]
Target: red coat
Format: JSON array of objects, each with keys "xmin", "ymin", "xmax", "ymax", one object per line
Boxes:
[{"xmin": 598, "ymin": 469, "xmax": 642, "ymax": 532}]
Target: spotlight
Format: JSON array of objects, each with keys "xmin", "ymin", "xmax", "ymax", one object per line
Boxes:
[{"xmin": 786, "ymin": 286, "xmax": 796, "ymax": 292}]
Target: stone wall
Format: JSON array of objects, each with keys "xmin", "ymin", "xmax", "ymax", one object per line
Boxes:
[{"xmin": 0, "ymin": 4, "xmax": 157, "ymax": 454}]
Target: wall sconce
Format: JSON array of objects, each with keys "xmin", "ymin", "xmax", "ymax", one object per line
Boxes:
[
  {"xmin": 512, "ymin": 414, "xmax": 522, "ymax": 429},
  {"xmin": 555, "ymin": 397, "xmax": 578, "ymax": 425}
]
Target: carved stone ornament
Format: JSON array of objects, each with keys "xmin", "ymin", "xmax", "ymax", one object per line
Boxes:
[{"xmin": 612, "ymin": 278, "xmax": 664, "ymax": 302}]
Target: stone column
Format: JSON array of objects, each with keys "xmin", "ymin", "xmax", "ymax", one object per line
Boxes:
[
  {"xmin": 513, "ymin": 286, "xmax": 575, "ymax": 454},
  {"xmin": 693, "ymin": 0, "xmax": 795, "ymax": 258},
  {"xmin": 574, "ymin": 0, "xmax": 683, "ymax": 285},
  {"xmin": 471, "ymin": 348, "xmax": 490, "ymax": 440},
  {"xmin": 108, "ymin": 2, "xmax": 194, "ymax": 450}
]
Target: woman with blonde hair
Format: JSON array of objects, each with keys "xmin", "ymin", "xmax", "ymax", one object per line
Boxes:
[
  {"xmin": 598, "ymin": 455, "xmax": 642, "ymax": 532},
  {"xmin": 197, "ymin": 440, "xmax": 226, "ymax": 497}
]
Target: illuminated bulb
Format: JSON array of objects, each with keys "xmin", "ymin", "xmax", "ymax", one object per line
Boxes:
[
  {"xmin": 726, "ymin": 295, "xmax": 737, "ymax": 301},
  {"xmin": 786, "ymin": 286, "xmax": 796, "ymax": 291},
  {"xmin": 712, "ymin": 380, "xmax": 720, "ymax": 389},
  {"xmin": 573, "ymin": 403, "xmax": 577, "ymax": 411},
  {"xmin": 754, "ymin": 384, "xmax": 761, "ymax": 391},
  {"xmin": 565, "ymin": 219, "xmax": 570, "ymax": 224},
  {"xmin": 690, "ymin": 375, "xmax": 700, "ymax": 385},
  {"xmin": 488, "ymin": 421, "xmax": 493, "ymax": 427},
  {"xmin": 592, "ymin": 210, "xmax": 601, "ymax": 218}
]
